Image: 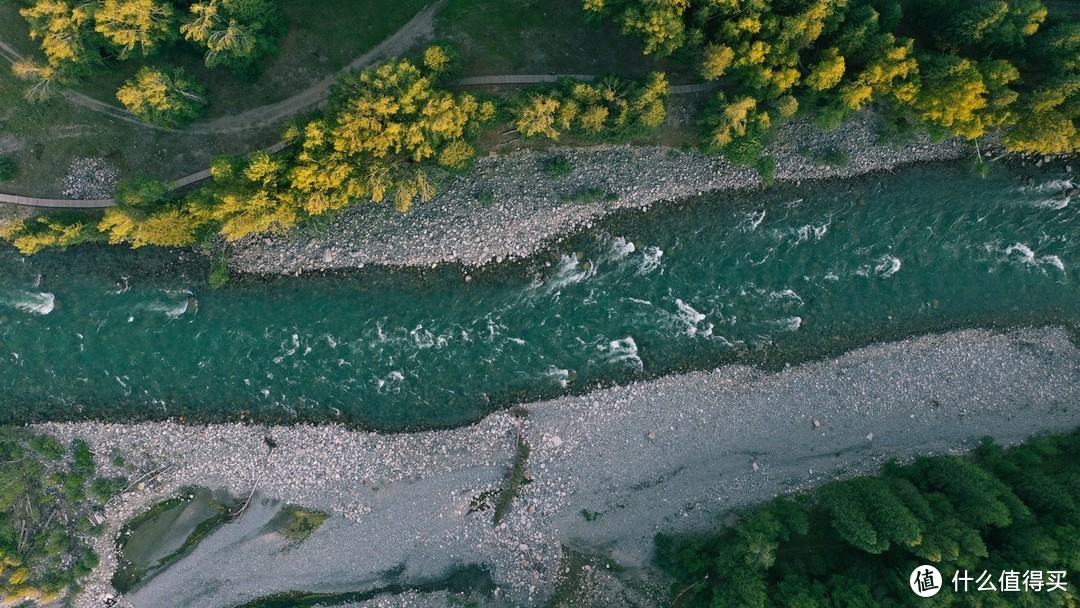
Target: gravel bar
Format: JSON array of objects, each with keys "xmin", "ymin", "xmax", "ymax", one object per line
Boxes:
[
  {"xmin": 39, "ymin": 326, "xmax": 1080, "ymax": 607},
  {"xmin": 228, "ymin": 112, "xmax": 969, "ymax": 275}
]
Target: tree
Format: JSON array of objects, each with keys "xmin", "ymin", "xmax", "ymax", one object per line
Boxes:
[
  {"xmin": 910, "ymin": 0, "xmax": 1048, "ymax": 53},
  {"xmin": 582, "ymin": 0, "xmax": 691, "ymax": 56},
  {"xmin": 516, "ymin": 94, "xmax": 562, "ymax": 139},
  {"xmin": 422, "ymin": 44, "xmax": 462, "ymax": 79},
  {"xmin": 94, "ymin": 0, "xmax": 175, "ymax": 59},
  {"xmin": 116, "ymin": 67, "xmax": 209, "ymax": 127},
  {"xmin": 212, "ymin": 187, "xmax": 299, "ymax": 240},
  {"xmin": 512, "ymin": 73, "xmax": 668, "ymax": 141},
  {"xmin": 98, "ymin": 176, "xmax": 203, "ymax": 247},
  {"xmin": 292, "ymin": 56, "xmax": 494, "ymax": 211},
  {"xmin": 701, "ymin": 93, "xmax": 771, "ymax": 158},
  {"xmin": 11, "ymin": 59, "xmax": 62, "ymax": 102},
  {"xmin": 19, "ymin": 0, "xmax": 100, "ymax": 73},
  {"xmin": 700, "ymin": 44, "xmax": 735, "ymax": 80},
  {"xmin": 99, "ymin": 208, "xmax": 201, "ymax": 247},
  {"xmin": 113, "ymin": 174, "xmax": 172, "ymax": 210},
  {"xmin": 180, "ymin": 0, "xmax": 287, "ymax": 72},
  {"xmin": 912, "ymin": 54, "xmax": 1010, "ymax": 140},
  {"xmin": 805, "ymin": 48, "xmax": 845, "ymax": 92},
  {"xmin": 1004, "ymin": 87, "xmax": 1080, "ymax": 154},
  {"xmin": 186, "ymin": 153, "xmax": 300, "ymax": 240},
  {"xmin": 0, "ymin": 214, "xmax": 100, "ymax": 255}
]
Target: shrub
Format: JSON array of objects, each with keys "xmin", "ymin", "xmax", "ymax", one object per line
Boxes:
[
  {"xmin": 542, "ymin": 155, "xmax": 573, "ymax": 179},
  {"xmin": 209, "ymin": 257, "xmax": 229, "ymax": 289},
  {"xmin": 0, "ymin": 157, "xmax": 16, "ymax": 181}
]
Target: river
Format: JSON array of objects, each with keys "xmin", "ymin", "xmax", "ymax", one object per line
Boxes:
[{"xmin": 0, "ymin": 162, "xmax": 1075, "ymax": 429}]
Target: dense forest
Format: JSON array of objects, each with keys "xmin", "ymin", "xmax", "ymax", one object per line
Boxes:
[
  {"xmin": 585, "ymin": 0, "xmax": 1080, "ymax": 162},
  {"xmin": 656, "ymin": 430, "xmax": 1080, "ymax": 606},
  {"xmin": 0, "ymin": 428, "xmax": 125, "ymax": 603}
]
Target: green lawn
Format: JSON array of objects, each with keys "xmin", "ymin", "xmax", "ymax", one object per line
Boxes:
[
  {"xmin": 1045, "ymin": 0, "xmax": 1080, "ymax": 15},
  {"xmin": 435, "ymin": 0, "xmax": 690, "ymax": 82}
]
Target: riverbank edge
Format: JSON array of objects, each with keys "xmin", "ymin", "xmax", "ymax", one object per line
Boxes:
[
  {"xmin": 227, "ymin": 111, "xmax": 977, "ymax": 275},
  {"xmin": 36, "ymin": 325, "xmax": 1080, "ymax": 608}
]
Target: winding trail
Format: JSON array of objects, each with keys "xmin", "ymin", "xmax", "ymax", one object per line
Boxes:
[{"xmin": 183, "ymin": 1, "xmax": 444, "ymax": 135}]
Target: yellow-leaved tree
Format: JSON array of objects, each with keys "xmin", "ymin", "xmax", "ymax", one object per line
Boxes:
[
  {"xmin": 289, "ymin": 55, "xmax": 495, "ymax": 212},
  {"xmin": 116, "ymin": 67, "xmax": 209, "ymax": 127},
  {"xmin": 98, "ymin": 176, "xmax": 206, "ymax": 247},
  {"xmin": 18, "ymin": 0, "xmax": 99, "ymax": 78},
  {"xmin": 512, "ymin": 73, "xmax": 668, "ymax": 141},
  {"xmin": 94, "ymin": 0, "xmax": 176, "ymax": 59}
]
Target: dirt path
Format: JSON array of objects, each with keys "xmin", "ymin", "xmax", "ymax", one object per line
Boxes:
[
  {"xmin": 0, "ymin": 40, "xmax": 174, "ymax": 132},
  {"xmin": 184, "ymin": 1, "xmax": 443, "ymax": 134}
]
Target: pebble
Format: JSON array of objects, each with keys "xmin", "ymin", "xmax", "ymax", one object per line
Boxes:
[{"xmin": 61, "ymin": 157, "xmax": 118, "ymax": 199}]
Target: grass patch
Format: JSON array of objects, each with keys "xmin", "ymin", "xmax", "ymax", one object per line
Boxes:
[
  {"xmin": 875, "ymin": 111, "xmax": 920, "ymax": 146},
  {"xmin": 542, "ymin": 155, "xmax": 573, "ymax": 179},
  {"xmin": 208, "ymin": 254, "xmax": 230, "ymax": 289},
  {"xmin": 492, "ymin": 430, "xmax": 530, "ymax": 525},
  {"xmin": 475, "ymin": 187, "xmax": 496, "ymax": 207},
  {"xmin": 800, "ymin": 147, "xmax": 850, "ymax": 169},
  {"xmin": 0, "ymin": 157, "xmax": 15, "ymax": 181},
  {"xmin": 436, "ymin": 0, "xmax": 680, "ymax": 80},
  {"xmin": 467, "ymin": 488, "xmax": 499, "ymax": 515},
  {"xmin": 272, "ymin": 507, "xmax": 329, "ymax": 542},
  {"xmin": 564, "ymin": 187, "xmax": 618, "ymax": 204}
]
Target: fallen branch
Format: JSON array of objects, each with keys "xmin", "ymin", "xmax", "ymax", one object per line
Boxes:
[
  {"xmin": 123, "ymin": 463, "xmax": 172, "ymax": 493},
  {"xmin": 231, "ymin": 472, "xmax": 262, "ymax": 522}
]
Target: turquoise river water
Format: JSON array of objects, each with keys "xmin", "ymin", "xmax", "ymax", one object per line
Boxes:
[{"xmin": 0, "ymin": 162, "xmax": 1076, "ymax": 430}]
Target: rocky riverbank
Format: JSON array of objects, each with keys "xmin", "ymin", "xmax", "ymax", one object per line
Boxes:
[
  {"xmin": 227, "ymin": 112, "xmax": 970, "ymax": 274},
  {"xmin": 40, "ymin": 325, "xmax": 1080, "ymax": 608}
]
